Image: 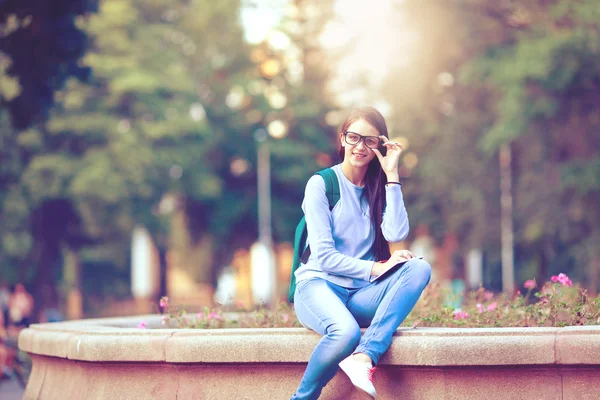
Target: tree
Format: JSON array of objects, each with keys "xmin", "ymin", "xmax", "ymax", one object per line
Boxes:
[
  {"xmin": 1, "ymin": 0, "xmax": 255, "ymax": 314},
  {"xmin": 0, "ymin": 0, "xmax": 97, "ymax": 129},
  {"xmin": 0, "ymin": 1, "xmax": 98, "ymax": 319},
  {"xmin": 379, "ymin": 0, "xmax": 600, "ymax": 290},
  {"xmin": 1, "ymin": 0, "xmax": 342, "ymax": 316}
]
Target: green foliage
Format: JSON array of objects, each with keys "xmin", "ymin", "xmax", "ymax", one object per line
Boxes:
[
  {"xmin": 463, "ymin": 25, "xmax": 599, "ymax": 152},
  {"xmin": 5, "ymin": 0, "xmax": 597, "ymax": 309},
  {"xmin": 41, "ymin": 0, "xmax": 264, "ymax": 283},
  {"xmin": 409, "ymin": 277, "xmax": 600, "ymax": 328},
  {"xmin": 560, "ymin": 157, "xmax": 600, "ymax": 195},
  {"xmin": 0, "ymin": 0, "xmax": 98, "ymax": 129},
  {"xmin": 152, "ymin": 274, "xmax": 600, "ymax": 329},
  {"xmin": 159, "ymin": 300, "xmax": 302, "ymax": 329},
  {"xmin": 381, "ymin": 0, "xmax": 600, "ymax": 288},
  {"xmin": 0, "ymin": 0, "xmax": 339, "ymax": 307}
]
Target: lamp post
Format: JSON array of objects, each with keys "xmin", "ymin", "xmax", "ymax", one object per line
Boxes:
[
  {"xmin": 249, "ymin": 120, "xmax": 289, "ymax": 305},
  {"xmin": 255, "ymin": 128, "xmax": 273, "ymax": 248},
  {"xmin": 250, "ymin": 128, "xmax": 276, "ymax": 305},
  {"xmin": 500, "ymin": 143, "xmax": 515, "ymax": 296}
]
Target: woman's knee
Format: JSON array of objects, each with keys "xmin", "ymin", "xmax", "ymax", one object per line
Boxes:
[
  {"xmin": 328, "ymin": 321, "xmax": 361, "ymax": 349},
  {"xmin": 408, "ymin": 258, "xmax": 432, "ymax": 287}
]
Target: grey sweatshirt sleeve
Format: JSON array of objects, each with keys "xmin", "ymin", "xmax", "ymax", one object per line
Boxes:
[
  {"xmin": 302, "ymin": 175, "xmax": 374, "ymax": 281},
  {"xmin": 381, "ymin": 184, "xmax": 410, "ymax": 242}
]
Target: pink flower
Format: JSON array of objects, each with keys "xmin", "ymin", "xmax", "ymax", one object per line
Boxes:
[
  {"xmin": 159, "ymin": 296, "xmax": 169, "ymax": 310},
  {"xmin": 453, "ymin": 310, "xmax": 470, "ymax": 320},
  {"xmin": 539, "ymin": 297, "xmax": 548, "ymax": 304},
  {"xmin": 484, "ymin": 291, "xmax": 493, "ymax": 301},
  {"xmin": 137, "ymin": 321, "xmax": 147, "ymax": 329},
  {"xmin": 476, "ymin": 303, "xmax": 484, "ymax": 313},
  {"xmin": 487, "ymin": 302, "xmax": 497, "ymax": 312},
  {"xmin": 564, "ymin": 278, "xmax": 573, "ymax": 287},
  {"xmin": 208, "ymin": 312, "xmax": 222, "ymax": 321},
  {"xmin": 551, "ymin": 273, "xmax": 573, "ymax": 287},
  {"xmin": 524, "ymin": 280, "xmax": 536, "ymax": 289},
  {"xmin": 161, "ymin": 315, "xmax": 167, "ymax": 325},
  {"xmin": 197, "ymin": 312, "xmax": 204, "ymax": 319},
  {"xmin": 557, "ymin": 273, "xmax": 572, "ymax": 287}
]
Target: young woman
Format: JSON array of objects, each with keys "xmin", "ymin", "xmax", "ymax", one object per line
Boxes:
[{"xmin": 291, "ymin": 107, "xmax": 432, "ymax": 399}]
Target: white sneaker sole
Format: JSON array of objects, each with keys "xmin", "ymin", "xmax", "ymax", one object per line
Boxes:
[
  {"xmin": 354, "ymin": 386, "xmax": 376, "ymax": 399},
  {"xmin": 339, "ymin": 361, "xmax": 377, "ymax": 399}
]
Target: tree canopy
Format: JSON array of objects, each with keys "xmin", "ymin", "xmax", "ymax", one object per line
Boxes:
[
  {"xmin": 381, "ymin": 0, "xmax": 600, "ymax": 287},
  {"xmin": 0, "ymin": 0, "xmax": 97, "ymax": 129},
  {"xmin": 1, "ymin": 0, "xmax": 599, "ymax": 312},
  {"xmin": 0, "ymin": 0, "xmax": 340, "ymax": 310}
]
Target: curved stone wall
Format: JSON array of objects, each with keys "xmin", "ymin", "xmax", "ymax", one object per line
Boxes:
[{"xmin": 18, "ymin": 316, "xmax": 600, "ymax": 399}]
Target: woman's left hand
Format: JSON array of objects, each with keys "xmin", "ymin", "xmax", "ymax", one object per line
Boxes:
[
  {"xmin": 390, "ymin": 249, "xmax": 416, "ymax": 263},
  {"xmin": 372, "ymin": 136, "xmax": 403, "ymax": 176}
]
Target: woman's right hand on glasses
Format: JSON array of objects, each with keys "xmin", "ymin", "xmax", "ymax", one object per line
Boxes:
[{"xmin": 371, "ymin": 136, "xmax": 403, "ymax": 179}]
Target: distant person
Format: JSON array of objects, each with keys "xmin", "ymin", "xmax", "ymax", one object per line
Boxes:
[
  {"xmin": 0, "ymin": 283, "xmax": 10, "ymax": 331},
  {"xmin": 290, "ymin": 107, "xmax": 432, "ymax": 399},
  {"xmin": 0, "ymin": 337, "xmax": 10, "ymax": 378},
  {"xmin": 8, "ymin": 284, "xmax": 34, "ymax": 329}
]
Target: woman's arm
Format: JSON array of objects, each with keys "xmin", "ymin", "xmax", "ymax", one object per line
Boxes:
[
  {"xmin": 371, "ymin": 137, "xmax": 409, "ymax": 242},
  {"xmin": 303, "ymin": 175, "xmax": 374, "ymax": 281},
  {"xmin": 380, "ymin": 184, "xmax": 410, "ymax": 242}
]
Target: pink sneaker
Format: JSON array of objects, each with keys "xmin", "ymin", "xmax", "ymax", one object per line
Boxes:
[{"xmin": 339, "ymin": 355, "xmax": 377, "ymax": 399}]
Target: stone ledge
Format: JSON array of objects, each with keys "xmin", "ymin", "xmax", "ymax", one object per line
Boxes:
[
  {"xmin": 18, "ymin": 317, "xmax": 600, "ymax": 400},
  {"xmin": 18, "ymin": 316, "xmax": 600, "ymax": 366}
]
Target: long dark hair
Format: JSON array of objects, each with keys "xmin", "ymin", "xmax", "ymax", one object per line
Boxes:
[{"xmin": 338, "ymin": 107, "xmax": 391, "ymax": 262}]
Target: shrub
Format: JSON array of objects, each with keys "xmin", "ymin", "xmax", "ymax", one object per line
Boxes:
[
  {"xmin": 140, "ymin": 274, "xmax": 600, "ymax": 330},
  {"xmin": 408, "ymin": 274, "xmax": 599, "ymax": 328}
]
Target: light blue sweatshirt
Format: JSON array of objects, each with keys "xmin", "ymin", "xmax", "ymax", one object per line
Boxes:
[{"xmin": 295, "ymin": 164, "xmax": 410, "ymax": 289}]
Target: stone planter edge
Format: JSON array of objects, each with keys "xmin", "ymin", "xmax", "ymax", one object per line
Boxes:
[{"xmin": 18, "ymin": 316, "xmax": 600, "ymax": 367}]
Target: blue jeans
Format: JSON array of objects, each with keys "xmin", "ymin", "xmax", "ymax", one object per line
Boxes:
[{"xmin": 290, "ymin": 258, "xmax": 432, "ymax": 400}]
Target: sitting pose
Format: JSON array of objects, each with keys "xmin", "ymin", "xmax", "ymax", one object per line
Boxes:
[{"xmin": 291, "ymin": 107, "xmax": 432, "ymax": 399}]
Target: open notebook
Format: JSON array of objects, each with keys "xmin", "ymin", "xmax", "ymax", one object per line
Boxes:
[{"xmin": 369, "ymin": 256, "xmax": 424, "ymax": 283}]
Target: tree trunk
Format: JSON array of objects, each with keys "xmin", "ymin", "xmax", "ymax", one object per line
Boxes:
[
  {"xmin": 30, "ymin": 199, "xmax": 82, "ymax": 323},
  {"xmin": 157, "ymin": 245, "xmax": 168, "ymax": 302}
]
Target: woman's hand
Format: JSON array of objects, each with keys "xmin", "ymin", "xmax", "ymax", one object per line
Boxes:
[
  {"xmin": 372, "ymin": 136, "xmax": 403, "ymax": 180},
  {"xmin": 371, "ymin": 249, "xmax": 416, "ymax": 276}
]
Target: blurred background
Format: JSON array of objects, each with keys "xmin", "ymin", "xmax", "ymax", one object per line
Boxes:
[{"xmin": 0, "ymin": 0, "xmax": 599, "ymax": 325}]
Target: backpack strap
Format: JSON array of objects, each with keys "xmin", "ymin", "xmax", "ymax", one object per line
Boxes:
[
  {"xmin": 299, "ymin": 168, "xmax": 340, "ymax": 263},
  {"xmin": 318, "ymin": 167, "xmax": 341, "ymax": 210}
]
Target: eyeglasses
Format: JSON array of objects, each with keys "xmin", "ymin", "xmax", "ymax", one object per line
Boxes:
[{"xmin": 343, "ymin": 131, "xmax": 382, "ymax": 149}]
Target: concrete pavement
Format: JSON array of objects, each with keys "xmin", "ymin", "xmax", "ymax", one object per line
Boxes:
[{"xmin": 0, "ymin": 377, "xmax": 25, "ymax": 400}]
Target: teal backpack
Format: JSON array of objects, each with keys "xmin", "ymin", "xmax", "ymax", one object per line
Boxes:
[{"xmin": 288, "ymin": 168, "xmax": 340, "ymax": 303}]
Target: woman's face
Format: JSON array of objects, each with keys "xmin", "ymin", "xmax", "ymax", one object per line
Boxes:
[{"xmin": 340, "ymin": 118, "xmax": 380, "ymax": 169}]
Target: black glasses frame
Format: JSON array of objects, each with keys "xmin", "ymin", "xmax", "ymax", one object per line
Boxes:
[{"xmin": 343, "ymin": 131, "xmax": 382, "ymax": 149}]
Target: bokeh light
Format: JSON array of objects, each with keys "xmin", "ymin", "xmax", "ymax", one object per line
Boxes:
[{"xmin": 267, "ymin": 120, "xmax": 287, "ymax": 138}]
